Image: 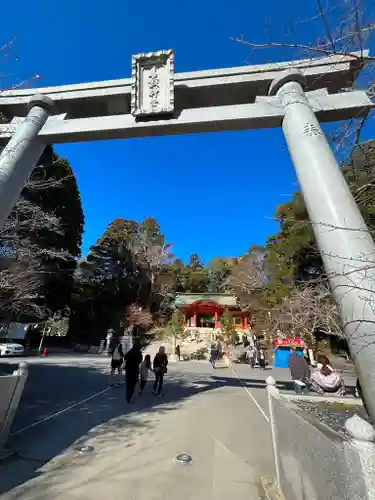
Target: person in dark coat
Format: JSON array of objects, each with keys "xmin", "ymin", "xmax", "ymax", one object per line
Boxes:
[
  {"xmin": 288, "ymin": 344, "xmax": 311, "ymax": 394},
  {"xmin": 258, "ymin": 346, "xmax": 267, "ymax": 370},
  {"xmin": 153, "ymin": 346, "xmax": 168, "ymax": 395},
  {"xmin": 216, "ymin": 340, "xmax": 222, "ymax": 359},
  {"xmin": 175, "ymin": 344, "xmax": 181, "ymax": 361},
  {"xmin": 210, "ymin": 342, "xmax": 218, "ymax": 369},
  {"xmin": 124, "ymin": 342, "xmax": 142, "ymax": 403}
]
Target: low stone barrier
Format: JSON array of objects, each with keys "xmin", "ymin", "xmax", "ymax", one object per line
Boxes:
[
  {"xmin": 266, "ymin": 376, "xmax": 375, "ymax": 500},
  {"xmin": 0, "ymin": 362, "xmax": 28, "ymax": 458}
]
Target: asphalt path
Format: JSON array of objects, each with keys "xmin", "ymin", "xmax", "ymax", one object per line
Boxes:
[
  {"xmin": 0, "ymin": 358, "xmax": 277, "ymax": 499},
  {"xmin": 0, "ymin": 356, "xmax": 112, "ymax": 434},
  {"xmin": 0, "ymin": 354, "xmax": 358, "ymax": 439},
  {"xmin": 1, "ymin": 356, "xmax": 267, "ymax": 436},
  {"xmin": 0, "ymin": 355, "xmax": 360, "ymax": 499}
]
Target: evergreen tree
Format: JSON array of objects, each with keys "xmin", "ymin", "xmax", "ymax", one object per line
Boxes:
[
  {"xmin": 189, "ymin": 253, "xmax": 203, "ymax": 270},
  {"xmin": 208, "ymin": 257, "xmax": 236, "ymax": 292},
  {"xmin": 264, "ymin": 139, "xmax": 375, "ymax": 305},
  {"xmin": 31, "ymin": 146, "xmax": 84, "ymax": 315},
  {"xmin": 0, "ymin": 145, "xmax": 84, "ymax": 321},
  {"xmin": 184, "ymin": 253, "xmax": 209, "ymax": 292},
  {"xmin": 69, "ymin": 217, "xmax": 172, "ymax": 342}
]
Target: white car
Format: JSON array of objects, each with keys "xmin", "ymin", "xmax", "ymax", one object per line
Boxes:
[{"xmin": 0, "ymin": 339, "xmax": 24, "ymax": 357}]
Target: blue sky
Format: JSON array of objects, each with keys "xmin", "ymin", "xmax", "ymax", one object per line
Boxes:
[{"xmin": 1, "ymin": 0, "xmax": 374, "ymax": 263}]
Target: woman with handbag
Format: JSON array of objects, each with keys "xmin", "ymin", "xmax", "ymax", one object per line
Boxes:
[{"xmin": 153, "ymin": 346, "xmax": 168, "ymax": 396}]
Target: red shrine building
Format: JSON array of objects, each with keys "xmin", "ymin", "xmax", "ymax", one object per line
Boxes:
[{"xmin": 173, "ymin": 293, "xmax": 250, "ymax": 331}]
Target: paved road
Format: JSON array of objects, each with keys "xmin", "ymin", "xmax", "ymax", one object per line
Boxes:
[
  {"xmin": 0, "ymin": 357, "xmax": 277, "ymax": 499},
  {"xmin": 0, "ymin": 355, "xmax": 358, "ymax": 436},
  {"xmin": 0, "ymin": 356, "xmax": 111, "ymax": 434},
  {"xmin": 0, "ymin": 356, "xmax": 359, "ymax": 500}
]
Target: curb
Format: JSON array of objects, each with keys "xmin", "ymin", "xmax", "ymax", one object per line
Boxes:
[{"xmin": 260, "ymin": 477, "xmax": 285, "ymax": 500}]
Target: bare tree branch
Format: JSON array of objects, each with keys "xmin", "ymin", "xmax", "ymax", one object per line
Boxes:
[
  {"xmin": 275, "ymin": 283, "xmax": 343, "ymax": 345},
  {"xmin": 231, "ymin": 33, "xmax": 375, "ymax": 60},
  {"xmin": 232, "ymin": 0, "xmax": 375, "ymax": 150},
  {"xmin": 0, "ymin": 261, "xmax": 45, "ymax": 319}
]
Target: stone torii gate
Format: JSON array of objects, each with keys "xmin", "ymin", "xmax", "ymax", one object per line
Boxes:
[{"xmin": 1, "ymin": 50, "xmax": 375, "ymax": 417}]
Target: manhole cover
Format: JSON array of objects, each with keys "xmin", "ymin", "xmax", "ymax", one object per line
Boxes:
[
  {"xmin": 75, "ymin": 445, "xmax": 94, "ymax": 454},
  {"xmin": 176, "ymin": 453, "xmax": 192, "ymax": 464}
]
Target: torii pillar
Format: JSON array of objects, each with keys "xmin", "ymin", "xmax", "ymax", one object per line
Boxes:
[
  {"xmin": 270, "ymin": 69, "xmax": 375, "ymax": 422},
  {"xmin": 0, "ymin": 94, "xmax": 55, "ymax": 227}
]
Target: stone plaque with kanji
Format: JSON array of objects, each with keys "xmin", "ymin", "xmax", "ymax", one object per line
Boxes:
[{"xmin": 131, "ymin": 50, "xmax": 174, "ymax": 117}]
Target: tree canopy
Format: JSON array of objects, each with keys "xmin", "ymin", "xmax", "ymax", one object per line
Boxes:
[
  {"xmin": 0, "ymin": 146, "xmax": 84, "ymax": 322},
  {"xmin": 3, "ymin": 137, "xmax": 373, "ymax": 348},
  {"xmin": 265, "ymin": 140, "xmax": 375, "ymax": 295},
  {"xmin": 68, "ymin": 216, "xmax": 173, "ymax": 343}
]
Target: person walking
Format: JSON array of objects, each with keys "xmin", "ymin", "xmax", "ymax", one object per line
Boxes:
[
  {"xmin": 124, "ymin": 341, "xmax": 142, "ymax": 403},
  {"xmin": 216, "ymin": 340, "xmax": 222, "ymax": 359},
  {"xmin": 253, "ymin": 335, "xmax": 260, "ymax": 350},
  {"xmin": 110, "ymin": 337, "xmax": 124, "ymax": 387},
  {"xmin": 139, "ymin": 354, "xmax": 151, "ymax": 395},
  {"xmin": 254, "ymin": 336, "xmax": 261, "ymax": 365},
  {"xmin": 175, "ymin": 344, "xmax": 181, "ymax": 361},
  {"xmin": 153, "ymin": 346, "xmax": 168, "ymax": 396},
  {"xmin": 210, "ymin": 342, "xmax": 219, "ymax": 369},
  {"xmin": 246, "ymin": 345, "xmax": 256, "ymax": 369},
  {"xmin": 288, "ymin": 344, "xmax": 310, "ymax": 394},
  {"xmin": 222, "ymin": 341, "xmax": 231, "ymax": 367},
  {"xmin": 259, "ymin": 346, "xmax": 267, "ymax": 370}
]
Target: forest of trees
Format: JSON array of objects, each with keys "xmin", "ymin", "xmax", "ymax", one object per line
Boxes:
[
  {"xmin": 0, "ymin": 140, "xmax": 374, "ymax": 346},
  {"xmin": 66, "ymin": 139, "xmax": 375, "ymax": 346},
  {"xmin": 0, "ymin": 146, "xmax": 84, "ymax": 325}
]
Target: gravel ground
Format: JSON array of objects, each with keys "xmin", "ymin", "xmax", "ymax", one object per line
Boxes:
[{"xmin": 295, "ymin": 400, "xmax": 369, "ymax": 438}]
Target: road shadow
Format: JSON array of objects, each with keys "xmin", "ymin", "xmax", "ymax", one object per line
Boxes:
[
  {"xmin": 0, "ymin": 361, "xmax": 357, "ymax": 499},
  {"xmin": 0, "ymin": 363, "xmax": 259, "ymax": 498},
  {"xmin": 0, "ymin": 360, "xmax": 111, "ymax": 434}
]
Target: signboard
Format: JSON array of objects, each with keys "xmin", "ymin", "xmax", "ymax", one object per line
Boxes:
[
  {"xmin": 131, "ymin": 50, "xmax": 174, "ymax": 117},
  {"xmin": 272, "ymin": 337, "xmax": 305, "ymax": 349}
]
